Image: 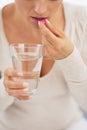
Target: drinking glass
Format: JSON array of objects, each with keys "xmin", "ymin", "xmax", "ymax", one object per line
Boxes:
[{"xmin": 9, "ymin": 43, "xmax": 43, "ymax": 95}]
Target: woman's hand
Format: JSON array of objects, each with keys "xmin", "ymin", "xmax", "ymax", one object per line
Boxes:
[
  {"xmin": 39, "ymin": 20, "xmax": 74, "ymax": 60},
  {"xmin": 4, "ymin": 68, "xmax": 30, "ymax": 100}
]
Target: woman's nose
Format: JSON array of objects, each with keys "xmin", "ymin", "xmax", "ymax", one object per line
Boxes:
[{"xmin": 34, "ymin": 0, "xmax": 47, "ymax": 15}]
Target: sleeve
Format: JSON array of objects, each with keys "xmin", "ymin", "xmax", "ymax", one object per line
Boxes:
[
  {"xmin": 0, "ymin": 76, "xmax": 14, "ymax": 112},
  {"xmin": 58, "ymin": 25, "xmax": 87, "ymax": 111},
  {"xmin": 0, "ymin": 8, "xmax": 14, "ymax": 111}
]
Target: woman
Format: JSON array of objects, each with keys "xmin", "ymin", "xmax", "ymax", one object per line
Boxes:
[{"xmin": 0, "ymin": 0, "xmax": 87, "ymax": 130}]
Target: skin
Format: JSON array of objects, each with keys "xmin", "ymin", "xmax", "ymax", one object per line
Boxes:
[{"xmin": 3, "ymin": 0, "xmax": 74, "ymax": 100}]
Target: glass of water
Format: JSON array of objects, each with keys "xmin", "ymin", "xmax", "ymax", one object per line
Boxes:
[{"xmin": 9, "ymin": 43, "xmax": 43, "ymax": 95}]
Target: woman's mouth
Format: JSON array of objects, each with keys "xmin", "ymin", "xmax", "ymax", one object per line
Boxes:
[{"xmin": 31, "ymin": 17, "xmax": 46, "ymax": 24}]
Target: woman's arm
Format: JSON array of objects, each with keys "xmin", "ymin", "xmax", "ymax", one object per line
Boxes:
[
  {"xmin": 58, "ymin": 46, "xmax": 87, "ymax": 111},
  {"xmin": 39, "ymin": 19, "xmax": 87, "ymax": 111}
]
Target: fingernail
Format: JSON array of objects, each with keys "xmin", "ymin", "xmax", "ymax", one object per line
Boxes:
[
  {"xmin": 46, "ymin": 19, "xmax": 50, "ymax": 23},
  {"xmin": 38, "ymin": 21, "xmax": 44, "ymax": 28},
  {"xmin": 23, "ymin": 82, "xmax": 29, "ymax": 87},
  {"xmin": 38, "ymin": 21, "xmax": 41, "ymax": 27},
  {"xmin": 46, "ymin": 19, "xmax": 51, "ymax": 25},
  {"xmin": 23, "ymin": 87, "xmax": 29, "ymax": 92},
  {"xmin": 17, "ymin": 72, "xmax": 23, "ymax": 76}
]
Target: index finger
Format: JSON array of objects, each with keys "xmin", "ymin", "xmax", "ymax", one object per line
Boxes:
[
  {"xmin": 39, "ymin": 20, "xmax": 65, "ymax": 38},
  {"xmin": 39, "ymin": 22, "xmax": 62, "ymax": 47}
]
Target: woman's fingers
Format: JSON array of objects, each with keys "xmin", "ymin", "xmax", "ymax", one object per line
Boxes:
[
  {"xmin": 4, "ymin": 68, "xmax": 19, "ymax": 79},
  {"xmin": 4, "ymin": 79, "xmax": 27, "ymax": 89},
  {"xmin": 4, "ymin": 68, "xmax": 30, "ymax": 100},
  {"xmin": 45, "ymin": 19, "xmax": 65, "ymax": 38},
  {"xmin": 7, "ymin": 87, "xmax": 30, "ymax": 100},
  {"xmin": 7, "ymin": 87, "xmax": 29, "ymax": 96},
  {"xmin": 39, "ymin": 21, "xmax": 62, "ymax": 48},
  {"xmin": 39, "ymin": 20, "xmax": 65, "ymax": 39},
  {"xmin": 16, "ymin": 95, "xmax": 30, "ymax": 100},
  {"xmin": 39, "ymin": 20, "xmax": 74, "ymax": 59},
  {"xmin": 5, "ymin": 80, "xmax": 30, "ymax": 100}
]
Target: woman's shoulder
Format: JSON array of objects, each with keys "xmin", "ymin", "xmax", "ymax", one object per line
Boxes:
[
  {"xmin": 0, "ymin": 8, "xmax": 3, "ymax": 41},
  {"xmin": 0, "ymin": 6, "xmax": 7, "ymax": 44},
  {"xmin": 63, "ymin": 2, "xmax": 87, "ymax": 22},
  {"xmin": 0, "ymin": 7, "xmax": 2, "ymax": 23}
]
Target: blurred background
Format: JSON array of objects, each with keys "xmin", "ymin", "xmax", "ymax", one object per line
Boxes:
[{"xmin": 0, "ymin": 0, "xmax": 87, "ymax": 8}]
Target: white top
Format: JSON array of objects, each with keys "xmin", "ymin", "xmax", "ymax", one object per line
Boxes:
[{"xmin": 0, "ymin": 2, "xmax": 87, "ymax": 130}]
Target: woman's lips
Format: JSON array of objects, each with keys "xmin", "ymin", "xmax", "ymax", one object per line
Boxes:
[{"xmin": 31, "ymin": 17, "xmax": 46, "ymax": 24}]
